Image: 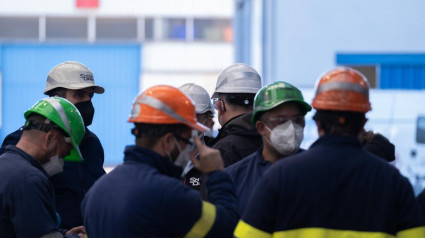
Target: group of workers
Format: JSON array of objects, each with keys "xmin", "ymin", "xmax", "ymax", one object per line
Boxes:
[{"xmin": 0, "ymin": 61, "xmax": 425, "ymax": 238}]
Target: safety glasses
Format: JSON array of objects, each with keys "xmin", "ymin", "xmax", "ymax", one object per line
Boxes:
[{"xmin": 173, "ymin": 134, "xmax": 195, "ymax": 151}]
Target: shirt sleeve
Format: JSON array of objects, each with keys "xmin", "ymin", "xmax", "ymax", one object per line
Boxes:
[
  {"xmin": 10, "ymin": 173, "xmax": 59, "ymax": 238},
  {"xmin": 394, "ymin": 175, "xmax": 425, "ymax": 237},
  {"xmin": 234, "ymin": 170, "xmax": 277, "ymax": 238},
  {"xmin": 154, "ymin": 171, "xmax": 239, "ymax": 238}
]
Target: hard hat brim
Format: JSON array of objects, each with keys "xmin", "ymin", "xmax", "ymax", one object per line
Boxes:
[
  {"xmin": 44, "ymin": 84, "xmax": 105, "ymax": 95},
  {"xmin": 64, "ymin": 137, "xmax": 84, "ymax": 162},
  {"xmin": 189, "ymin": 121, "xmax": 209, "ymax": 132}
]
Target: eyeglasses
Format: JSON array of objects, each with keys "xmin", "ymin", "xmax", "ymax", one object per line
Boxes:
[
  {"xmin": 212, "ymin": 98, "xmax": 226, "ymax": 111},
  {"xmin": 263, "ymin": 115, "xmax": 305, "ymax": 128},
  {"xmin": 173, "ymin": 134, "xmax": 195, "ymax": 151}
]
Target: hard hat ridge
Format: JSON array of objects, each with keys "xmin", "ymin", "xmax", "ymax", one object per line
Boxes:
[
  {"xmin": 251, "ymin": 81, "xmax": 311, "ymax": 124},
  {"xmin": 24, "ymin": 97, "xmax": 86, "ymax": 162},
  {"xmin": 178, "ymin": 83, "xmax": 213, "ymax": 114},
  {"xmin": 312, "ymin": 67, "xmax": 371, "ymax": 113},
  {"xmin": 212, "ymin": 63, "xmax": 262, "ymax": 98},
  {"xmin": 44, "ymin": 61, "xmax": 105, "ymax": 95},
  {"xmin": 128, "ymin": 85, "xmax": 208, "ymax": 132}
]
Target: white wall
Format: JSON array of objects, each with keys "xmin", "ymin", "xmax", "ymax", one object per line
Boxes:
[
  {"xmin": 0, "ymin": 0, "xmax": 233, "ymax": 17},
  {"xmin": 268, "ymin": 0, "xmax": 425, "ymax": 87}
]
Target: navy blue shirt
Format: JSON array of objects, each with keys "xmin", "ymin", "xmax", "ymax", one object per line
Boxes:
[
  {"xmin": 235, "ymin": 134, "xmax": 425, "ymax": 237},
  {"xmin": 0, "ymin": 126, "xmax": 105, "ymax": 229},
  {"xmin": 0, "ymin": 146, "xmax": 58, "ymax": 237},
  {"xmin": 225, "ymin": 147, "xmax": 271, "ymax": 214},
  {"xmin": 82, "ymin": 145, "xmax": 239, "ymax": 238}
]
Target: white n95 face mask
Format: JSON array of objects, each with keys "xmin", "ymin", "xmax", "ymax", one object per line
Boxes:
[
  {"xmin": 43, "ymin": 155, "xmax": 65, "ymax": 176},
  {"xmin": 172, "ymin": 132, "xmax": 196, "ymax": 170},
  {"xmin": 266, "ymin": 120, "xmax": 304, "ymax": 155}
]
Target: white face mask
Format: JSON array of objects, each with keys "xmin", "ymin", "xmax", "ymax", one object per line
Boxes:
[
  {"xmin": 43, "ymin": 155, "xmax": 65, "ymax": 176},
  {"xmin": 266, "ymin": 120, "xmax": 304, "ymax": 155},
  {"xmin": 203, "ymin": 128, "xmax": 213, "ymax": 138},
  {"xmin": 170, "ymin": 134, "xmax": 196, "ymax": 175}
]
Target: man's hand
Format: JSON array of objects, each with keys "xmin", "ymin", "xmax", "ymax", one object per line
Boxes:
[
  {"xmin": 66, "ymin": 226, "xmax": 86, "ymax": 238},
  {"xmin": 191, "ymin": 136, "xmax": 223, "ymax": 174}
]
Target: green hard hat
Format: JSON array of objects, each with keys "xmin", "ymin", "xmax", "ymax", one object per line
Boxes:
[
  {"xmin": 24, "ymin": 97, "xmax": 85, "ymax": 162},
  {"xmin": 251, "ymin": 81, "xmax": 312, "ymax": 124}
]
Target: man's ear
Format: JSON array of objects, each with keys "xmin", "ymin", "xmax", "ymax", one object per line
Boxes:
[
  {"xmin": 217, "ymin": 100, "xmax": 226, "ymax": 113},
  {"xmin": 44, "ymin": 130, "xmax": 58, "ymax": 151},
  {"xmin": 315, "ymin": 121, "xmax": 325, "ymax": 136},
  {"xmin": 161, "ymin": 133, "xmax": 175, "ymax": 152},
  {"xmin": 256, "ymin": 121, "xmax": 266, "ymax": 136}
]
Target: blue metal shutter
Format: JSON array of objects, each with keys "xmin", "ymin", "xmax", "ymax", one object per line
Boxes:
[{"xmin": 0, "ymin": 44, "xmax": 141, "ymax": 165}]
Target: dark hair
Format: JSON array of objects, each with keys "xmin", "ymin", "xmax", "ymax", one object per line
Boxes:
[
  {"xmin": 24, "ymin": 113, "xmax": 67, "ymax": 136},
  {"xmin": 45, "ymin": 87, "xmax": 67, "ymax": 97},
  {"xmin": 220, "ymin": 93, "xmax": 255, "ymax": 109},
  {"xmin": 313, "ymin": 110, "xmax": 366, "ymax": 136},
  {"xmin": 132, "ymin": 123, "xmax": 190, "ymax": 148}
]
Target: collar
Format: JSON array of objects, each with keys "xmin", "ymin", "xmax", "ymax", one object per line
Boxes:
[
  {"xmin": 5, "ymin": 145, "xmax": 49, "ymax": 177},
  {"xmin": 123, "ymin": 145, "xmax": 182, "ymax": 178},
  {"xmin": 310, "ymin": 134, "xmax": 363, "ymax": 149}
]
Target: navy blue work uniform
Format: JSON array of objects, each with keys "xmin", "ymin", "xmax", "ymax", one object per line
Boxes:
[
  {"xmin": 235, "ymin": 134, "xmax": 425, "ymax": 238},
  {"xmin": 82, "ymin": 146, "xmax": 239, "ymax": 238},
  {"xmin": 225, "ymin": 147, "xmax": 271, "ymax": 213},
  {"xmin": 0, "ymin": 145, "xmax": 78, "ymax": 238},
  {"xmin": 0, "ymin": 126, "xmax": 105, "ymax": 229},
  {"xmin": 208, "ymin": 112, "xmax": 262, "ymax": 167}
]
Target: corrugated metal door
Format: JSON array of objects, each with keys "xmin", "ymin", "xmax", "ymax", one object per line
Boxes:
[
  {"xmin": 0, "ymin": 44, "xmax": 140, "ymax": 165},
  {"xmin": 380, "ymin": 65, "xmax": 425, "ymax": 89}
]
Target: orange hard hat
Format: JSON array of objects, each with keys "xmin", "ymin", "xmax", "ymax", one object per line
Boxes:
[
  {"xmin": 128, "ymin": 85, "xmax": 209, "ymax": 132},
  {"xmin": 312, "ymin": 67, "xmax": 371, "ymax": 112}
]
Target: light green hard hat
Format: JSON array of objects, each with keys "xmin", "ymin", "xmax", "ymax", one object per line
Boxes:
[
  {"xmin": 251, "ymin": 81, "xmax": 312, "ymax": 124},
  {"xmin": 24, "ymin": 97, "xmax": 86, "ymax": 162}
]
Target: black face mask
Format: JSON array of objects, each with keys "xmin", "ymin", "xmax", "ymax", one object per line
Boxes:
[{"xmin": 75, "ymin": 100, "xmax": 95, "ymax": 127}]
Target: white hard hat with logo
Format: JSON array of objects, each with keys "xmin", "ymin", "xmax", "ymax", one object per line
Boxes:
[
  {"xmin": 178, "ymin": 83, "xmax": 213, "ymax": 114},
  {"xmin": 44, "ymin": 61, "xmax": 105, "ymax": 95},
  {"xmin": 211, "ymin": 63, "xmax": 262, "ymax": 99}
]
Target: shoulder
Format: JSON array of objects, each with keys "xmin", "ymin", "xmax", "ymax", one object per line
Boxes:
[{"xmin": 225, "ymin": 152, "xmax": 256, "ymax": 175}]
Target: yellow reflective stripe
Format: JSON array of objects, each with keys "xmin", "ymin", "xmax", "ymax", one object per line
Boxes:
[
  {"xmin": 273, "ymin": 227, "xmax": 395, "ymax": 238},
  {"xmin": 184, "ymin": 201, "xmax": 216, "ymax": 238},
  {"xmin": 397, "ymin": 226, "xmax": 425, "ymax": 238},
  {"xmin": 234, "ymin": 220, "xmax": 272, "ymax": 238}
]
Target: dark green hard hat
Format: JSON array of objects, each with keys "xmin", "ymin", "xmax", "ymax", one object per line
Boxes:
[{"xmin": 251, "ymin": 81, "xmax": 312, "ymax": 124}]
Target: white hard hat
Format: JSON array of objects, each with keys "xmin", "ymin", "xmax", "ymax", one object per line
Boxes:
[
  {"xmin": 178, "ymin": 83, "xmax": 213, "ymax": 114},
  {"xmin": 211, "ymin": 63, "xmax": 262, "ymax": 99},
  {"xmin": 44, "ymin": 61, "xmax": 105, "ymax": 95}
]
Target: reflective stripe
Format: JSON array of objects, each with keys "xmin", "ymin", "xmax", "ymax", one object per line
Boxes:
[
  {"xmin": 137, "ymin": 95, "xmax": 193, "ymax": 125},
  {"xmin": 184, "ymin": 201, "xmax": 216, "ymax": 238},
  {"xmin": 272, "ymin": 227, "xmax": 395, "ymax": 238},
  {"xmin": 45, "ymin": 98, "xmax": 73, "ymax": 139},
  {"xmin": 316, "ymin": 81, "xmax": 369, "ymax": 98},
  {"xmin": 216, "ymin": 72, "xmax": 261, "ymax": 89},
  {"xmin": 234, "ymin": 220, "xmax": 272, "ymax": 238},
  {"xmin": 397, "ymin": 226, "xmax": 425, "ymax": 238}
]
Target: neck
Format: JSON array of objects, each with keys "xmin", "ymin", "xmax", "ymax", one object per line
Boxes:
[
  {"xmin": 16, "ymin": 137, "xmax": 49, "ymax": 164},
  {"xmin": 220, "ymin": 110, "xmax": 247, "ymax": 126}
]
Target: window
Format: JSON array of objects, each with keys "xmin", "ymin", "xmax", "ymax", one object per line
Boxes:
[
  {"xmin": 96, "ymin": 17, "xmax": 137, "ymax": 40},
  {"xmin": 163, "ymin": 18, "xmax": 186, "ymax": 40},
  {"xmin": 0, "ymin": 17, "xmax": 38, "ymax": 39},
  {"xmin": 194, "ymin": 19, "xmax": 233, "ymax": 42},
  {"xmin": 46, "ymin": 17, "xmax": 87, "ymax": 40},
  {"xmin": 144, "ymin": 18, "xmax": 154, "ymax": 40},
  {"xmin": 350, "ymin": 66, "xmax": 377, "ymax": 88}
]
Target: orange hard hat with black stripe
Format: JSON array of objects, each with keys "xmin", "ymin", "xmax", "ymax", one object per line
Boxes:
[
  {"xmin": 312, "ymin": 67, "xmax": 371, "ymax": 113},
  {"xmin": 128, "ymin": 85, "xmax": 209, "ymax": 132}
]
